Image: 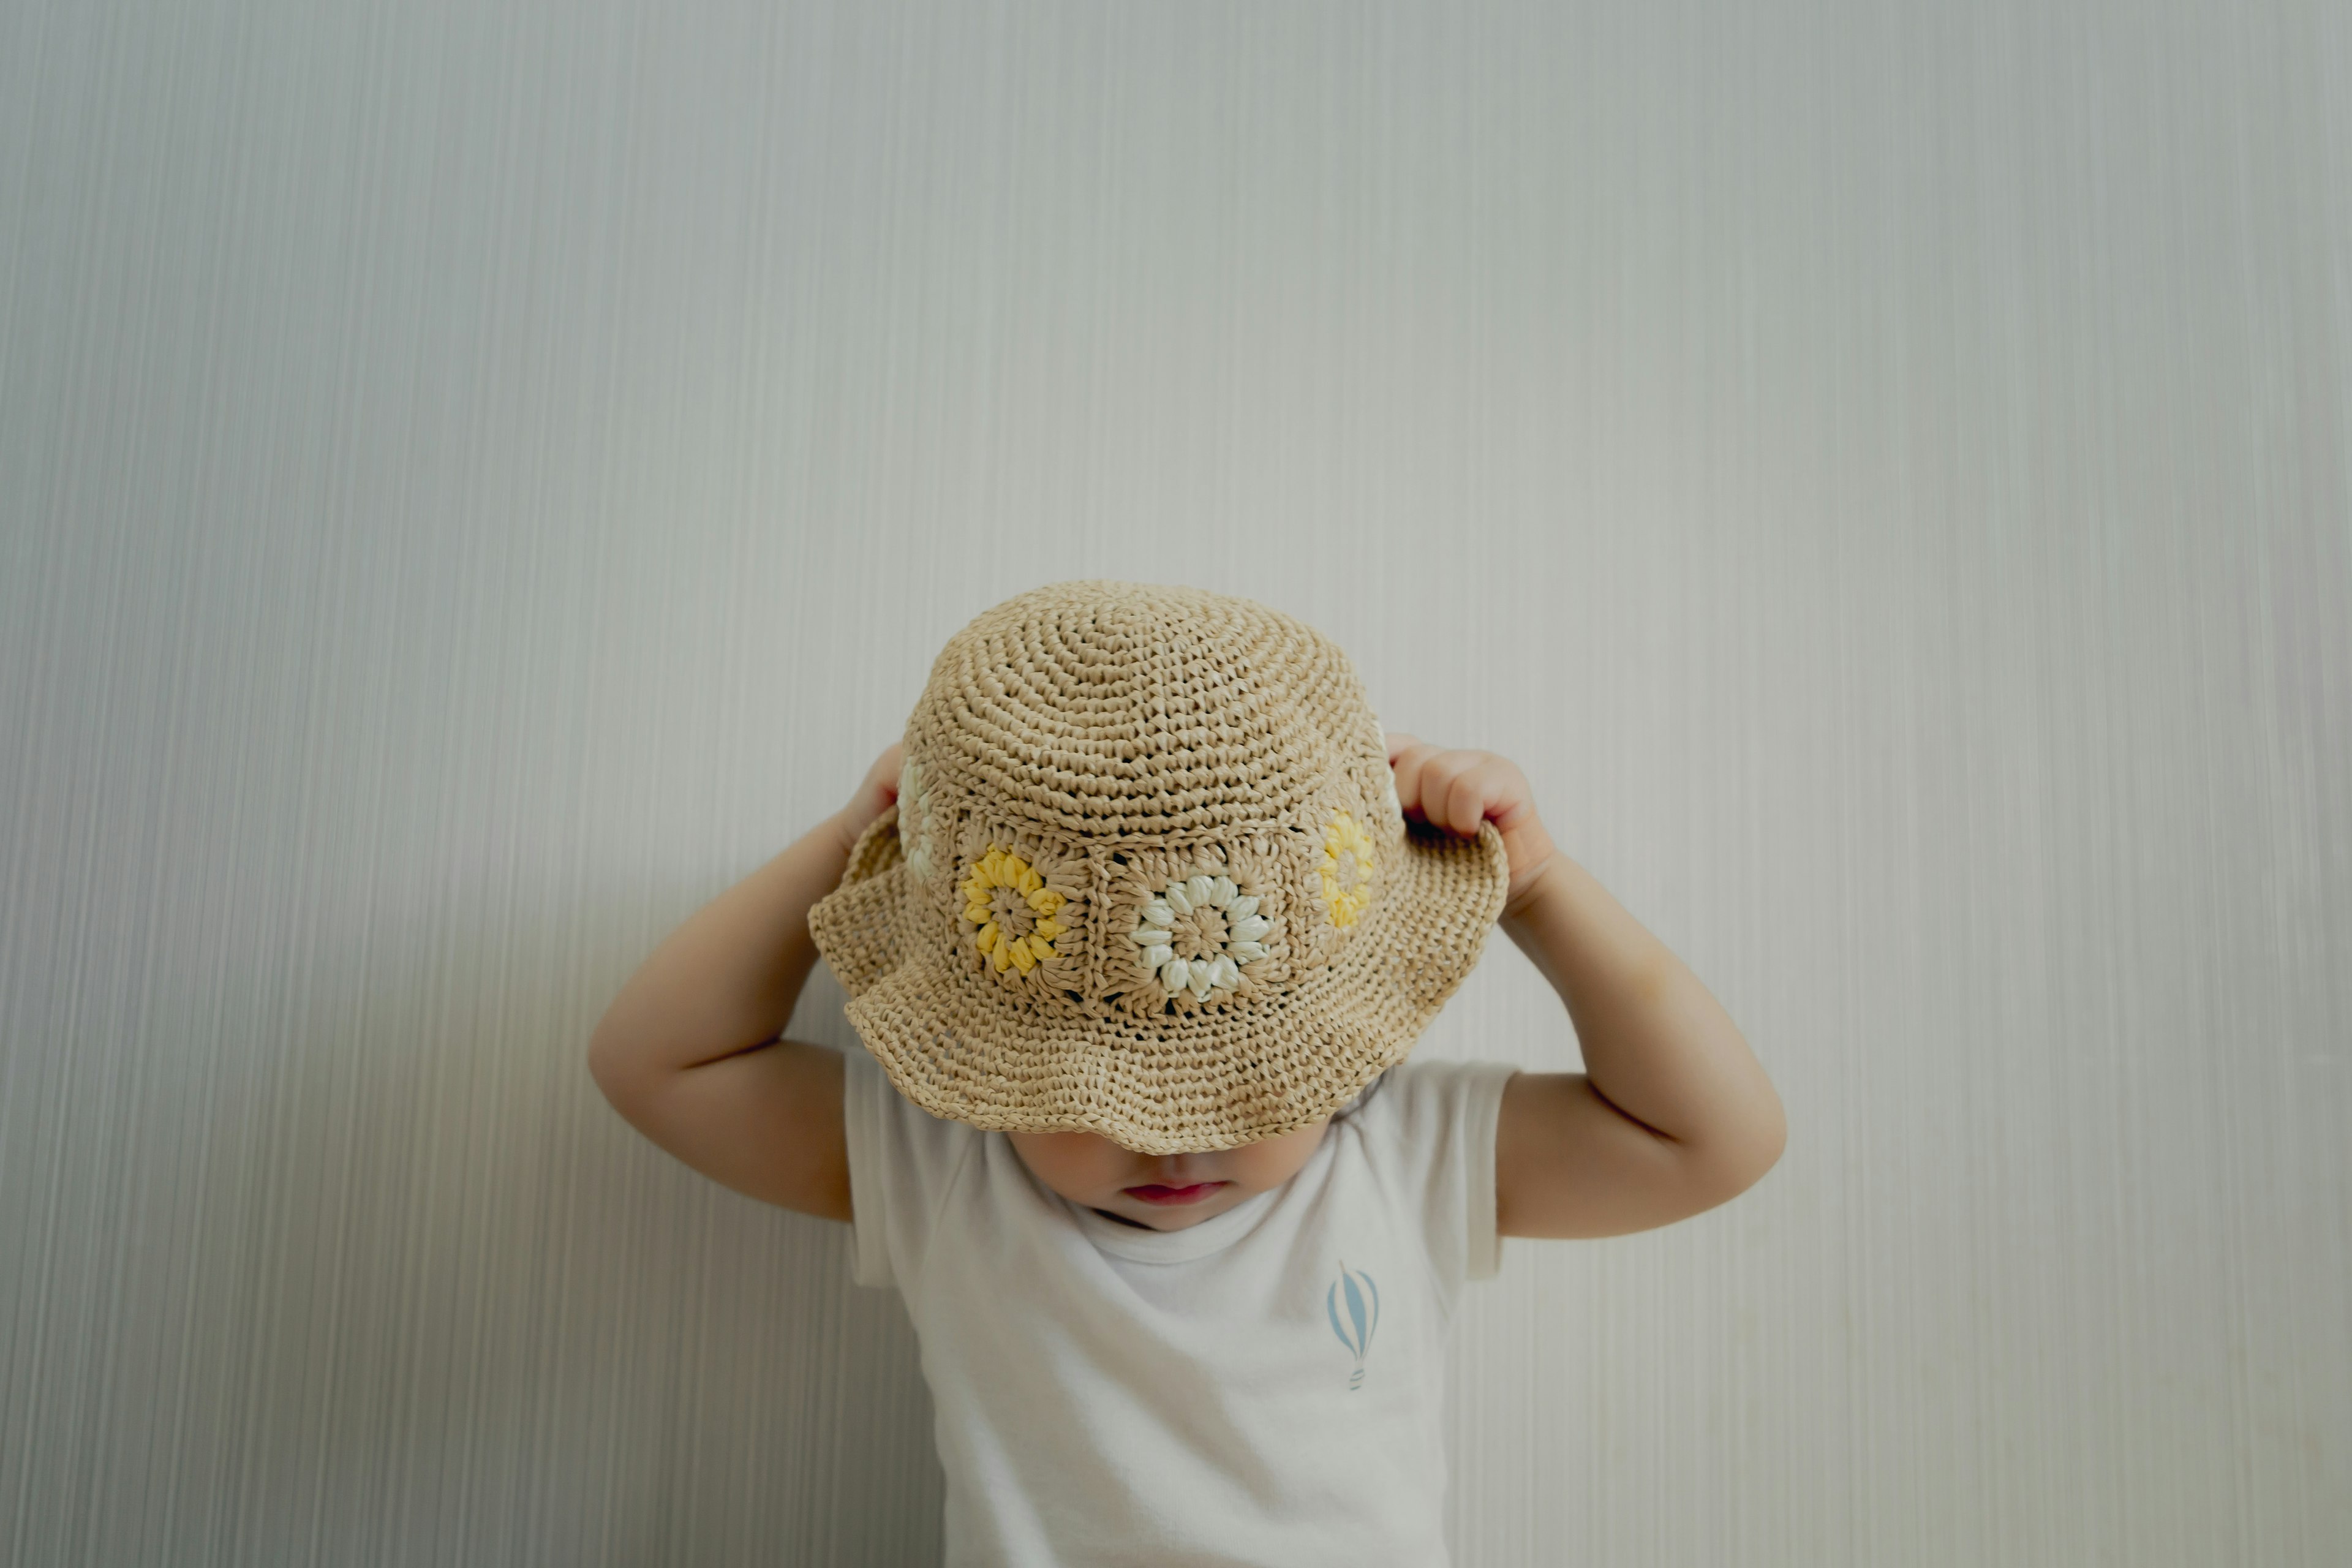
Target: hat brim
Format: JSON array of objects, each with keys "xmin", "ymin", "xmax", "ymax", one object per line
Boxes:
[{"xmin": 807, "ymin": 803, "xmax": 1510, "ymax": 1153}]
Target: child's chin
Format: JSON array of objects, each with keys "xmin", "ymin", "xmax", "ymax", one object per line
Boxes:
[{"xmin": 1119, "ymin": 1193, "xmax": 1234, "ymax": 1229}]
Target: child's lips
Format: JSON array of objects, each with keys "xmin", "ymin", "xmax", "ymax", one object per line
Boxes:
[{"xmin": 1123, "ymin": 1182, "xmax": 1227, "ymax": 1206}]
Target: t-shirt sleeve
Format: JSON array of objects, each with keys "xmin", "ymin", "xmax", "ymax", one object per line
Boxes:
[
  {"xmin": 1359, "ymin": 1056, "xmax": 1522, "ymax": 1290},
  {"xmin": 837, "ymin": 1044, "xmax": 981, "ymax": 1292}
]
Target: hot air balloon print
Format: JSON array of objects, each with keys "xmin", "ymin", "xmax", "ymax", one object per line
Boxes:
[{"xmin": 1325, "ymin": 1259, "xmax": 1381, "ymax": 1391}]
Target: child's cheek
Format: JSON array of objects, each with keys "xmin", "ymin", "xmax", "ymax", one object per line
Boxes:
[{"xmin": 1007, "ymin": 1130, "xmax": 1128, "ymax": 1202}]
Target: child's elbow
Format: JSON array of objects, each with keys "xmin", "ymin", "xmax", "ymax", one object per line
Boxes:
[
  {"xmin": 1727, "ymin": 1099, "xmax": 1788, "ymax": 1193},
  {"xmin": 1696, "ymin": 1096, "xmax": 1786, "ymax": 1202},
  {"xmin": 585, "ymin": 1021, "xmax": 652, "ymax": 1108}
]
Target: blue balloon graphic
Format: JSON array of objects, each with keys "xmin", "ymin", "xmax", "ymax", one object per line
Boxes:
[{"xmin": 1325, "ymin": 1259, "xmax": 1381, "ymax": 1390}]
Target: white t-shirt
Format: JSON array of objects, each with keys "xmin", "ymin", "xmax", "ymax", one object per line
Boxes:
[{"xmin": 839, "ymin": 1042, "xmax": 1522, "ymax": 1568}]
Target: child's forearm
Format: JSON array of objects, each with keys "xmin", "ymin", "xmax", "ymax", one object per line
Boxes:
[
  {"xmin": 588, "ymin": 810, "xmax": 861, "ymax": 1082},
  {"xmin": 1499, "ymin": 854, "xmax": 1785, "ymax": 1176}
]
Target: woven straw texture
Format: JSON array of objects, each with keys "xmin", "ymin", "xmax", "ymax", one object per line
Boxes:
[{"xmin": 807, "ymin": 580, "xmax": 1510, "ymax": 1153}]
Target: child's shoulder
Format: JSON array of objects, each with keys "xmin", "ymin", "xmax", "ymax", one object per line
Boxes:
[
  {"xmin": 1342, "ymin": 1054, "xmax": 1520, "ymax": 1145},
  {"xmin": 1376, "ymin": 1052, "xmax": 1521, "ymax": 1096}
]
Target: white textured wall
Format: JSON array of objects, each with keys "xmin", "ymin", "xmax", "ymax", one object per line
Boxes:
[{"xmin": 4, "ymin": 2, "xmax": 2346, "ymax": 1563}]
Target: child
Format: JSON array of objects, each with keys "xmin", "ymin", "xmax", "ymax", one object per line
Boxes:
[{"xmin": 588, "ymin": 580, "xmax": 1785, "ymax": 1567}]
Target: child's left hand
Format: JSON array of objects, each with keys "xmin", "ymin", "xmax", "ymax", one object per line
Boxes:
[{"xmin": 1382, "ymin": 733, "xmax": 1559, "ymax": 918}]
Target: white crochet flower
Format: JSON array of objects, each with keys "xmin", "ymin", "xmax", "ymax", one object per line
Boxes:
[
  {"xmin": 1373, "ymin": 720, "xmax": 1403, "ymax": 823},
  {"xmin": 897, "ymin": 756, "xmax": 932, "ymax": 883},
  {"xmin": 1128, "ymin": 869, "xmax": 1273, "ymax": 1001}
]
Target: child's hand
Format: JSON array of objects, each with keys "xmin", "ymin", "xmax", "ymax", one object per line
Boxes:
[
  {"xmin": 1383, "ymin": 733, "xmax": 1559, "ymax": 917},
  {"xmin": 833, "ymin": 742, "xmax": 906, "ymax": 856}
]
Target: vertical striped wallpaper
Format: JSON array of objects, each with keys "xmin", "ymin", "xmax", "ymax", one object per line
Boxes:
[{"xmin": 2, "ymin": 2, "xmax": 2345, "ymax": 1562}]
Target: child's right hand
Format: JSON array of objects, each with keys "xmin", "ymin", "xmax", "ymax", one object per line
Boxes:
[
  {"xmin": 1382, "ymin": 732, "xmax": 1560, "ymax": 916},
  {"xmin": 833, "ymin": 742, "xmax": 907, "ymax": 856}
]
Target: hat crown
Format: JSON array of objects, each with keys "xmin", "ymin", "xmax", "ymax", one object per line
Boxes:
[{"xmin": 908, "ymin": 579, "xmax": 1388, "ymax": 840}]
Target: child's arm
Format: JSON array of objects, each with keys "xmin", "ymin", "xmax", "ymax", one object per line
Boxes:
[
  {"xmin": 584, "ymin": 746, "xmax": 905, "ymax": 1222},
  {"xmin": 1385, "ymin": 735, "xmax": 1787, "ymax": 1240}
]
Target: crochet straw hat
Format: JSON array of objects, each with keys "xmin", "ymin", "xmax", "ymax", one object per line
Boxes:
[{"xmin": 807, "ymin": 579, "xmax": 1510, "ymax": 1154}]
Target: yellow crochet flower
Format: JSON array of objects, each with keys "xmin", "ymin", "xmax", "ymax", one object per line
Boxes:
[
  {"xmin": 1318, "ymin": 810, "xmax": 1378, "ymax": 929},
  {"xmin": 962, "ymin": 846, "xmax": 1068, "ymax": 974}
]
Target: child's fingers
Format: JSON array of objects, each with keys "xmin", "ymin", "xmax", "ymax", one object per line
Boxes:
[
  {"xmin": 1439, "ymin": 756, "xmax": 1534, "ymax": 839},
  {"xmin": 1423, "ymin": 754, "xmax": 1502, "ymax": 839},
  {"xmin": 1389, "ymin": 740, "xmax": 1461, "ymax": 827},
  {"xmin": 840, "ymin": 744, "xmax": 906, "ymax": 836},
  {"xmin": 1393, "ymin": 746, "xmax": 1530, "ymax": 840}
]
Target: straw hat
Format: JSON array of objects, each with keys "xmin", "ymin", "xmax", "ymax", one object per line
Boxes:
[{"xmin": 807, "ymin": 579, "xmax": 1510, "ymax": 1154}]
